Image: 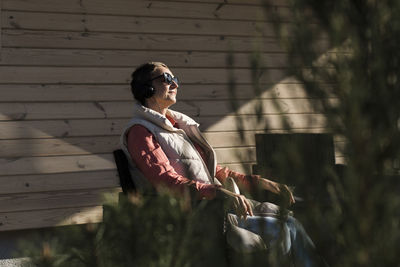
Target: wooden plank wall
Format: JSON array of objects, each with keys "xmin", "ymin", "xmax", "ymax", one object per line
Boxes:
[
  {"xmin": 0, "ymin": 0, "xmax": 337, "ymax": 231},
  {"xmin": 0, "ymin": 0, "xmax": 2, "ymax": 56}
]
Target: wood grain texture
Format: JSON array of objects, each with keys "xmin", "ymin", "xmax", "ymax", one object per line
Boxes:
[
  {"xmin": 0, "ymin": 206, "xmax": 104, "ymax": 231},
  {"xmin": 0, "ymin": 83, "xmax": 319, "ymax": 102},
  {"xmin": 0, "ymin": 136, "xmax": 120, "ymax": 157},
  {"xmin": 0, "ymin": 98, "xmax": 333, "ymax": 121},
  {"xmin": 0, "ymin": 114, "xmax": 327, "ymax": 139},
  {"xmin": 0, "ymin": 149, "xmax": 258, "ymax": 176},
  {"xmin": 0, "ymin": 188, "xmax": 119, "ymax": 213},
  {"xmin": 0, "ymin": 141, "xmax": 343, "ymax": 178},
  {"xmin": 0, "ymin": 0, "xmax": 2, "ymax": 56},
  {"xmin": 0, "ymin": 119, "xmax": 126, "ymax": 139},
  {"xmin": 0, "ymin": 171, "xmax": 119, "ymax": 194},
  {"xmin": 198, "ymin": 114, "xmax": 328, "ymax": 132},
  {"xmin": 0, "ymin": 66, "xmax": 300, "ymax": 84},
  {"xmin": 0, "ymin": 153, "xmax": 116, "ymax": 175},
  {"xmin": 0, "ymin": 130, "xmax": 340, "ymax": 157},
  {"xmin": 0, "ymin": 48, "xmax": 289, "ymax": 68},
  {"xmin": 159, "ymin": 0, "xmax": 289, "ymax": 6},
  {"xmin": 0, "ymin": 134, "xmax": 253, "ymax": 158},
  {"xmin": 2, "ymin": 0, "xmax": 291, "ymax": 21},
  {"xmin": 2, "ymin": 11, "xmax": 277, "ymax": 37},
  {"xmin": 2, "ymin": 29, "xmax": 288, "ymax": 52}
]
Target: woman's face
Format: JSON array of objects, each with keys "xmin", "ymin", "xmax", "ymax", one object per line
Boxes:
[{"xmin": 149, "ymin": 66, "xmax": 178, "ymax": 108}]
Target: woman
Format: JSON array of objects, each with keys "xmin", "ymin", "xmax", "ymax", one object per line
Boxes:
[{"xmin": 120, "ymin": 62, "xmax": 326, "ymax": 267}]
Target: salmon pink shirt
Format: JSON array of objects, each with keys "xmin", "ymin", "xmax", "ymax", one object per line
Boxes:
[{"xmin": 126, "ymin": 115, "xmax": 258, "ymax": 199}]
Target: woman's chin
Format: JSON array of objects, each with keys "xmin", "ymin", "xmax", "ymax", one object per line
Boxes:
[{"xmin": 169, "ymin": 96, "xmax": 177, "ymax": 103}]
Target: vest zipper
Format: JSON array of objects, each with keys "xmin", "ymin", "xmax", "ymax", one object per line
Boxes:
[{"xmin": 178, "ymin": 129, "xmax": 215, "ymax": 184}]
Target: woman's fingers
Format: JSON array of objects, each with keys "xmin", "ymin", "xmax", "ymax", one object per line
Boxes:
[
  {"xmin": 244, "ymin": 197, "xmax": 253, "ymax": 216},
  {"xmin": 271, "ymin": 183, "xmax": 281, "ymax": 194},
  {"xmin": 279, "ymin": 184, "xmax": 296, "ymax": 205},
  {"xmin": 232, "ymin": 198, "xmax": 244, "ymax": 218},
  {"xmin": 235, "ymin": 195, "xmax": 253, "ymax": 218},
  {"xmin": 237, "ymin": 196, "xmax": 247, "ymax": 218},
  {"xmin": 217, "ymin": 188, "xmax": 253, "ymax": 218},
  {"xmin": 259, "ymin": 178, "xmax": 296, "ymax": 206}
]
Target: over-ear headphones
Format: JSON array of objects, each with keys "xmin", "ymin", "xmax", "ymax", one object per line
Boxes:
[
  {"xmin": 130, "ymin": 79, "xmax": 155, "ymax": 104},
  {"xmin": 138, "ymin": 83, "xmax": 155, "ymax": 99}
]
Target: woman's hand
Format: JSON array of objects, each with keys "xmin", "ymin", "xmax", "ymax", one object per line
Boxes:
[
  {"xmin": 217, "ymin": 187, "xmax": 253, "ymax": 219},
  {"xmin": 258, "ymin": 178, "xmax": 296, "ymax": 206}
]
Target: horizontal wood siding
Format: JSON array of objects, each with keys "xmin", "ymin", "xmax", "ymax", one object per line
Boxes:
[
  {"xmin": 0, "ymin": 0, "xmax": 333, "ymax": 231},
  {"xmin": 0, "ymin": 0, "xmax": 2, "ymax": 57}
]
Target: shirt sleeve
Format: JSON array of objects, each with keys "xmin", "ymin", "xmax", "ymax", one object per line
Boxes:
[
  {"xmin": 127, "ymin": 124, "xmax": 218, "ymax": 199},
  {"xmin": 215, "ymin": 165, "xmax": 260, "ymax": 192}
]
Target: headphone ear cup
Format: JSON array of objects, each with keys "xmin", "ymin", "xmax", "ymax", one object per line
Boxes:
[
  {"xmin": 133, "ymin": 83, "xmax": 155, "ymax": 99},
  {"xmin": 144, "ymin": 86, "xmax": 155, "ymax": 98}
]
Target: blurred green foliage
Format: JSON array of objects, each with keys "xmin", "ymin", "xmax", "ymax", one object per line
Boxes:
[
  {"xmin": 19, "ymin": 192, "xmax": 226, "ymax": 267},
  {"xmin": 255, "ymin": 0, "xmax": 400, "ymax": 266}
]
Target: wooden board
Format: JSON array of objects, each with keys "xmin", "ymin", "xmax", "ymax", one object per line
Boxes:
[
  {"xmin": 0, "ymin": 136, "xmax": 120, "ymax": 157},
  {"xmin": 2, "ymin": 0, "xmax": 292, "ymax": 21},
  {"xmin": 0, "ymin": 83, "xmax": 325, "ymax": 102},
  {"xmin": 2, "ymin": 11, "xmax": 277, "ymax": 37},
  {"xmin": 208, "ymin": 129, "xmax": 342, "ymax": 148},
  {"xmin": 0, "ymin": 170, "xmax": 119, "ymax": 194},
  {"xmin": 0, "ymin": 0, "xmax": 2, "ymax": 57},
  {"xmin": 0, "ymin": 114, "xmax": 327, "ymax": 139},
  {"xmin": 0, "ymin": 98, "xmax": 334, "ymax": 121},
  {"xmin": 0, "ymin": 153, "xmax": 116, "ymax": 176},
  {"xmin": 0, "ymin": 188, "xmax": 119, "ymax": 213},
  {"xmin": 159, "ymin": 0, "xmax": 289, "ymax": 6},
  {"xmin": 176, "ymin": 98, "xmax": 332, "ymax": 117},
  {"xmin": 0, "ymin": 149, "xmax": 257, "ymax": 176},
  {"xmin": 0, "ymin": 84, "xmax": 132, "ymax": 102},
  {"xmin": 198, "ymin": 113, "xmax": 328, "ymax": 132},
  {"xmin": 0, "ymin": 114, "xmax": 328, "ymax": 138},
  {"xmin": 0, "ymin": 66, "xmax": 300, "ymax": 84},
  {"xmin": 0, "ymin": 119, "xmax": 127, "ymax": 139},
  {"xmin": 2, "ymin": 29, "xmax": 288, "ymax": 53},
  {"xmin": 0, "ymin": 48, "xmax": 289, "ymax": 68},
  {"xmin": 0, "ymin": 146, "xmax": 343, "ymax": 194},
  {"xmin": 0, "ymin": 140, "xmax": 340, "ymax": 176},
  {"xmin": 0, "ymin": 134, "xmax": 255, "ymax": 158},
  {"xmin": 0, "ymin": 205, "xmax": 104, "ymax": 231},
  {"xmin": 0, "ymin": 129, "xmax": 340, "ymax": 157},
  {"xmin": 0, "ymin": 147, "xmax": 248, "ymax": 175}
]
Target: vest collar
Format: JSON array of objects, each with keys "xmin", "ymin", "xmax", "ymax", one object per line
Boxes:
[{"xmin": 132, "ymin": 101, "xmax": 199, "ymax": 131}]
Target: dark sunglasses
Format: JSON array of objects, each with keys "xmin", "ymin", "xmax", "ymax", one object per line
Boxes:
[{"xmin": 150, "ymin": 72, "xmax": 179, "ymax": 86}]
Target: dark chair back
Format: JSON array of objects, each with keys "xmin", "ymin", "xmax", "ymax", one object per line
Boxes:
[
  {"xmin": 253, "ymin": 133, "xmax": 335, "ymax": 203},
  {"xmin": 113, "ymin": 149, "xmax": 136, "ymax": 194}
]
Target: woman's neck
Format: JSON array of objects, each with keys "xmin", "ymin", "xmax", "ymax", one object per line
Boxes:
[{"xmin": 146, "ymin": 99, "xmax": 168, "ymax": 116}]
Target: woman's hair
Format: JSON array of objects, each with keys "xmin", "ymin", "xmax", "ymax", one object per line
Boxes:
[{"xmin": 130, "ymin": 62, "xmax": 168, "ymax": 105}]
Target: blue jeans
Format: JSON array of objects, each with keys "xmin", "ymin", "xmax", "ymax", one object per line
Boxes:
[{"xmin": 234, "ymin": 214, "xmax": 325, "ymax": 267}]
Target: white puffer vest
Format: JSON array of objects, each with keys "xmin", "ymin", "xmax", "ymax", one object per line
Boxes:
[
  {"xmin": 121, "ymin": 103, "xmax": 275, "ymax": 253},
  {"xmin": 120, "ymin": 102, "xmax": 220, "ymax": 191}
]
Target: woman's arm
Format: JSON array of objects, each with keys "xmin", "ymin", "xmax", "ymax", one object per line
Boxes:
[
  {"xmin": 215, "ymin": 165, "xmax": 295, "ymax": 205},
  {"xmin": 215, "ymin": 165, "xmax": 259, "ymax": 192},
  {"xmin": 127, "ymin": 125, "xmax": 218, "ymax": 199},
  {"xmin": 127, "ymin": 126, "xmax": 255, "ymax": 216}
]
